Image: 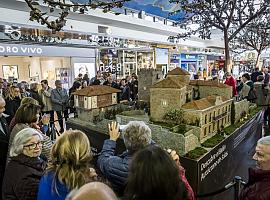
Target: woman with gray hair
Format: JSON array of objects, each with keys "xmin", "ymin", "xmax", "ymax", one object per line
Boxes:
[
  {"xmin": 2, "ymin": 128, "xmax": 47, "ymax": 200},
  {"xmin": 97, "ymin": 121, "xmax": 152, "ymax": 195}
]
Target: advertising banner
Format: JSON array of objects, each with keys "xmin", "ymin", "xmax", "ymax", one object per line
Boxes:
[{"xmin": 181, "ymin": 112, "xmax": 262, "ymax": 200}]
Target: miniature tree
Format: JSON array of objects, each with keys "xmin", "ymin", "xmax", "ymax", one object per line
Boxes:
[
  {"xmin": 169, "ymin": 0, "xmax": 269, "ymax": 71},
  {"xmin": 25, "ymin": 0, "xmax": 130, "ymax": 33},
  {"xmin": 231, "ymin": 102, "xmax": 235, "ymax": 124},
  {"xmin": 164, "ymin": 109, "xmax": 185, "ymax": 125}
]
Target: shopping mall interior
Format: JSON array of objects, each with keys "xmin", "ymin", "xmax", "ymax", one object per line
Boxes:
[{"xmin": 0, "ymin": 0, "xmax": 269, "ymax": 200}]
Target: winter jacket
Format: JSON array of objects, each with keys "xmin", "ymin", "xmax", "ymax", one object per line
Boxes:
[
  {"xmin": 38, "ymin": 171, "xmax": 69, "ymax": 200},
  {"xmin": 39, "ymin": 87, "xmax": 53, "ymax": 112},
  {"xmin": 97, "ymin": 139, "xmax": 131, "ymax": 195},
  {"xmin": 179, "ymin": 166, "xmax": 195, "ymax": 200},
  {"xmin": 225, "ymin": 76, "xmax": 237, "ymax": 96},
  {"xmin": 0, "ymin": 116, "xmax": 9, "ymax": 200},
  {"xmin": 251, "ymin": 71, "xmax": 263, "ymax": 83},
  {"xmin": 51, "ymin": 88, "xmax": 69, "ymax": 112},
  {"xmin": 2, "ymin": 154, "xmax": 46, "ymax": 200},
  {"xmin": 4, "ymin": 97, "xmax": 21, "ymax": 124},
  {"xmin": 254, "ymin": 82, "xmax": 267, "ymax": 106},
  {"xmin": 29, "ymin": 90, "xmax": 43, "ymax": 108},
  {"xmin": 239, "ymin": 168, "xmax": 270, "ymax": 200}
]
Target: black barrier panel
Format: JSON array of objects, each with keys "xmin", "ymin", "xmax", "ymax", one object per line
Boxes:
[
  {"xmin": 66, "ymin": 121, "xmax": 126, "ymax": 156},
  {"xmin": 180, "ymin": 112, "xmax": 262, "ymax": 200},
  {"xmin": 67, "ymin": 112, "xmax": 262, "ymax": 200}
]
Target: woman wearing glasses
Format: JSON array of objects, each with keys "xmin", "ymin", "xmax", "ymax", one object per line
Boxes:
[
  {"xmin": 2, "ymin": 128, "xmax": 46, "ymax": 200},
  {"xmin": 8, "ymin": 103, "xmax": 53, "ymax": 161}
]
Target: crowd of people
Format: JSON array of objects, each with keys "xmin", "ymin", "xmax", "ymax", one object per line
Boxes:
[
  {"xmin": 0, "ymin": 95, "xmax": 196, "ymax": 200},
  {"xmin": 0, "ymin": 67, "xmax": 269, "ymax": 200},
  {"xmin": 221, "ymin": 67, "xmax": 270, "ymax": 124},
  {"xmin": 74, "ymin": 72, "xmax": 139, "ymax": 103}
]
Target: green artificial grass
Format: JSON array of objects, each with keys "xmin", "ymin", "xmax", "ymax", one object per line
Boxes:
[
  {"xmin": 151, "ymin": 121, "xmax": 177, "ymax": 129},
  {"xmin": 225, "ymin": 106, "xmax": 261, "ymax": 135},
  {"xmin": 202, "ymin": 134, "xmax": 225, "ymax": 148},
  {"xmin": 185, "ymin": 147, "xmax": 208, "ymax": 160}
]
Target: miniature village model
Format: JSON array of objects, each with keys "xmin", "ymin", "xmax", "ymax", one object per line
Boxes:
[
  {"xmin": 68, "ymin": 68, "xmax": 250, "ymax": 155},
  {"xmin": 73, "ymin": 85, "xmax": 120, "ymax": 123}
]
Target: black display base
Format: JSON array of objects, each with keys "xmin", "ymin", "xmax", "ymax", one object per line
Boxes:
[
  {"xmin": 67, "ymin": 112, "xmax": 263, "ymax": 200},
  {"xmin": 180, "ymin": 111, "xmax": 263, "ymax": 200}
]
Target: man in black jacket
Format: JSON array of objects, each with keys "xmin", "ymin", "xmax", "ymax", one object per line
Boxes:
[
  {"xmin": 0, "ymin": 96, "xmax": 9, "ymax": 200},
  {"xmin": 251, "ymin": 68, "xmax": 263, "ymax": 83}
]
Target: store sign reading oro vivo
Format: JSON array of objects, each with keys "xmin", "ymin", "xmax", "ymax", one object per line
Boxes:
[
  {"xmin": 0, "ymin": 45, "xmax": 42, "ymax": 55},
  {"xmin": 0, "ymin": 43, "xmax": 95, "ymax": 57}
]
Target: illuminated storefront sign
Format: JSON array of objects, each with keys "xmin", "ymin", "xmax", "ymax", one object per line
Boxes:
[{"xmin": 0, "ymin": 43, "xmax": 95, "ymax": 57}]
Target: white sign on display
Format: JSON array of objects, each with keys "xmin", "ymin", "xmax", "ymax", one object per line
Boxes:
[{"xmin": 74, "ymin": 63, "xmax": 95, "ymax": 79}]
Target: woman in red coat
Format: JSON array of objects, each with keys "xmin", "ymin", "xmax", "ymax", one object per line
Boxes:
[{"xmin": 224, "ymin": 72, "xmax": 238, "ymax": 96}]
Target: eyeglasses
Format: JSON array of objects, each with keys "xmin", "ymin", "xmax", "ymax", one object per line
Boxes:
[{"xmin": 23, "ymin": 141, "xmax": 43, "ymax": 150}]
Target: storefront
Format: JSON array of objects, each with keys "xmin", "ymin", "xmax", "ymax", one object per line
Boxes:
[
  {"xmin": 98, "ymin": 48, "xmax": 154, "ymax": 79},
  {"xmin": 0, "ymin": 43, "xmax": 96, "ymax": 88},
  {"xmin": 180, "ymin": 54, "xmax": 200, "ymax": 72},
  {"xmin": 206, "ymin": 55, "xmax": 225, "ymax": 76}
]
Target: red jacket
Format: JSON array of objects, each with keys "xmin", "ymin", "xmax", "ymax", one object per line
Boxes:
[
  {"xmin": 225, "ymin": 76, "xmax": 238, "ymax": 96},
  {"xmin": 239, "ymin": 168, "xmax": 270, "ymax": 200},
  {"xmin": 179, "ymin": 166, "xmax": 195, "ymax": 200}
]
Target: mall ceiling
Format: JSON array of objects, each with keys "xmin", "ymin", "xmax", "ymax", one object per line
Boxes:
[{"xmin": 71, "ymin": 0, "xmax": 184, "ymax": 21}]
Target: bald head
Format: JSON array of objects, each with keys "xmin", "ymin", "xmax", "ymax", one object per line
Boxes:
[{"xmin": 68, "ymin": 182, "xmax": 117, "ymax": 200}]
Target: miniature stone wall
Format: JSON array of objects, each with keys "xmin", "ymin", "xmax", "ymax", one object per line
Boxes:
[
  {"xmin": 138, "ymin": 69, "xmax": 163, "ymax": 102},
  {"xmin": 116, "ymin": 112, "xmax": 201, "ymax": 155},
  {"xmin": 197, "ymin": 85, "xmax": 232, "ymax": 100},
  {"xmin": 234, "ymin": 100, "xmax": 250, "ymax": 122}
]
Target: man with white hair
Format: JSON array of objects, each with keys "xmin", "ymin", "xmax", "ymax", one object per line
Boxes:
[
  {"xmin": 239, "ymin": 136, "xmax": 270, "ymax": 199},
  {"xmin": 97, "ymin": 121, "xmax": 152, "ymax": 195}
]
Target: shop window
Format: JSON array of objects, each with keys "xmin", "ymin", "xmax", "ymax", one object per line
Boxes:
[{"xmin": 205, "ymin": 114, "xmax": 207, "ymax": 124}]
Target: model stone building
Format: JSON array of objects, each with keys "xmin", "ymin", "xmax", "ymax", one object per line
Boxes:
[
  {"xmin": 138, "ymin": 68, "xmax": 164, "ymax": 102},
  {"xmin": 150, "ymin": 67, "xmax": 233, "ymax": 140},
  {"xmin": 73, "ymin": 85, "xmax": 120, "ymax": 122},
  {"xmin": 190, "ymin": 79, "xmax": 232, "ymax": 100},
  {"xmin": 182, "ymin": 95, "xmax": 233, "ymax": 142}
]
